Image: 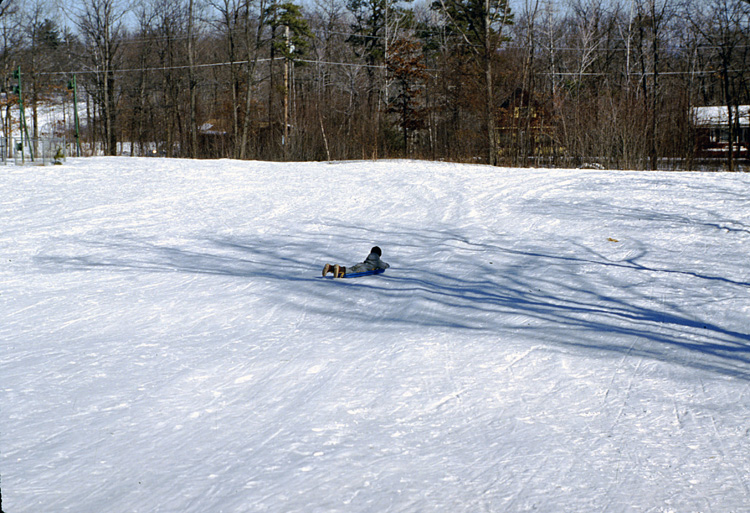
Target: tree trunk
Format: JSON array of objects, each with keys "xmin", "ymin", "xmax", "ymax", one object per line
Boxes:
[
  {"xmin": 188, "ymin": 0, "xmax": 198, "ymax": 158},
  {"xmin": 485, "ymin": 0, "xmax": 496, "ymax": 165}
]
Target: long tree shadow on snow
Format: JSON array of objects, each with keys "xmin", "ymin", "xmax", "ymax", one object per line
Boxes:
[
  {"xmin": 34, "ymin": 232, "xmax": 322, "ymax": 282},
  {"xmin": 34, "ymin": 231, "xmax": 750, "ymax": 380},
  {"xmin": 377, "ymin": 270, "xmax": 750, "ymax": 380},
  {"xmin": 295, "ymin": 227, "xmax": 750, "ymax": 381}
]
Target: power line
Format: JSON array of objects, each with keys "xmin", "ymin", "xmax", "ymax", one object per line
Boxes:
[
  {"xmin": 38, "ymin": 59, "xmax": 270, "ymax": 76},
  {"xmin": 36, "ymin": 56, "xmax": 391, "ymax": 77},
  {"xmin": 36, "ymin": 55, "xmax": 738, "ymax": 78}
]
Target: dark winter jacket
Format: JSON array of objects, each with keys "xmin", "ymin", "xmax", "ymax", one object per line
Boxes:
[{"xmin": 348, "ymin": 251, "xmax": 390, "ymax": 274}]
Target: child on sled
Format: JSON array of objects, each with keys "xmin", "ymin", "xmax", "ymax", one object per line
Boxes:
[{"xmin": 322, "ymin": 246, "xmax": 390, "ymax": 278}]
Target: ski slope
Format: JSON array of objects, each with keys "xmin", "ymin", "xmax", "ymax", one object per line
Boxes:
[{"xmin": 2, "ymin": 157, "xmax": 750, "ymax": 512}]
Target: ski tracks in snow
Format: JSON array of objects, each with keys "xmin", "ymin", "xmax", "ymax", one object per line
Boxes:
[{"xmin": 4, "ymin": 159, "xmax": 750, "ymax": 512}]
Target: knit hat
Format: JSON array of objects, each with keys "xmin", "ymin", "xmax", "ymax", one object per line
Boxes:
[{"xmin": 371, "ymin": 246, "xmax": 382, "ymax": 256}]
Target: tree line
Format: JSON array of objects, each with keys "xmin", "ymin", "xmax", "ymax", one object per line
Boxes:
[{"xmin": 2, "ymin": 0, "xmax": 750, "ymax": 169}]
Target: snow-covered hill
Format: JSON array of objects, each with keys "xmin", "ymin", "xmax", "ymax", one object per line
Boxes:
[{"xmin": 2, "ymin": 157, "xmax": 749, "ymax": 512}]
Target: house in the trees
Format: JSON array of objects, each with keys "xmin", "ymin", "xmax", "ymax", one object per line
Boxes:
[
  {"xmin": 496, "ymin": 88, "xmax": 557, "ymax": 161},
  {"xmin": 692, "ymin": 105, "xmax": 750, "ymax": 159}
]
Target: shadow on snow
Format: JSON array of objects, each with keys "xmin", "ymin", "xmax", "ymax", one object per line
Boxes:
[{"xmin": 34, "ymin": 229, "xmax": 750, "ymax": 381}]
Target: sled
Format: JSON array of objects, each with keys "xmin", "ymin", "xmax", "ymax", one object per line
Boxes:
[{"xmin": 321, "ymin": 268, "xmax": 386, "ymax": 279}]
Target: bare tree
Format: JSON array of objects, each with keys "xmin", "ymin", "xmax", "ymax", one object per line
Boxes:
[
  {"xmin": 0, "ymin": 0, "xmax": 22, "ymax": 157},
  {"xmin": 632, "ymin": 0, "xmax": 672, "ymax": 169},
  {"xmin": 0, "ymin": 0, "xmax": 14, "ymax": 18},
  {"xmin": 187, "ymin": 0, "xmax": 198, "ymax": 158},
  {"xmin": 24, "ymin": 0, "xmax": 56, "ymax": 142},
  {"xmin": 308, "ymin": 0, "xmax": 349, "ymax": 159},
  {"xmin": 74, "ymin": 0, "xmax": 127, "ymax": 155},
  {"xmin": 432, "ymin": 0, "xmax": 513, "ymax": 164},
  {"xmin": 208, "ymin": 0, "xmax": 248, "ymax": 158}
]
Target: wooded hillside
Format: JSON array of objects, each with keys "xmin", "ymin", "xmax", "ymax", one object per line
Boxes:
[{"xmin": 2, "ymin": 0, "xmax": 749, "ymax": 169}]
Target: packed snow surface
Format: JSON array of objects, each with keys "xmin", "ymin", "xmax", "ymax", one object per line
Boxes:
[{"xmin": 2, "ymin": 157, "xmax": 750, "ymax": 513}]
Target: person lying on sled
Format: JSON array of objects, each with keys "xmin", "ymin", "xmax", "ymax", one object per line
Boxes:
[{"xmin": 322, "ymin": 246, "xmax": 390, "ymax": 278}]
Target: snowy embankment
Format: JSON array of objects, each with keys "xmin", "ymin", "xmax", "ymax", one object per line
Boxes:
[{"xmin": 2, "ymin": 157, "xmax": 749, "ymax": 512}]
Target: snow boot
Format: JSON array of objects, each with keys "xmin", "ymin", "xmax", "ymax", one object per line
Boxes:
[
  {"xmin": 334, "ymin": 265, "xmax": 346, "ymax": 278},
  {"xmin": 323, "ymin": 263, "xmax": 333, "ymax": 276}
]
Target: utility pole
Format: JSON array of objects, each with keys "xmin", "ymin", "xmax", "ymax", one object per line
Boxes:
[{"xmin": 68, "ymin": 75, "xmax": 82, "ymax": 157}]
